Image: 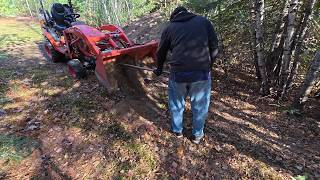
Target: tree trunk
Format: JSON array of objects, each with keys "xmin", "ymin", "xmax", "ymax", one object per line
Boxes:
[
  {"xmin": 272, "ymin": 20, "xmax": 288, "ymax": 79},
  {"xmin": 32, "ymin": 0, "xmax": 39, "ymax": 18},
  {"xmin": 272, "ymin": 27, "xmax": 288, "ymax": 78},
  {"xmin": 278, "ymin": 0, "xmax": 299, "ymax": 98},
  {"xmin": 254, "ymin": 0, "xmax": 270, "ymax": 95},
  {"xmin": 284, "ymin": 0, "xmax": 317, "ymax": 95},
  {"xmin": 267, "ymin": 0, "xmax": 289, "ymax": 74},
  {"xmin": 293, "ymin": 51, "xmax": 320, "ymax": 110},
  {"xmin": 250, "ymin": 0, "xmax": 261, "ymax": 81},
  {"xmin": 25, "ymin": 0, "xmax": 33, "ymax": 17},
  {"xmin": 312, "ymin": 18, "xmax": 320, "ymax": 30},
  {"xmin": 113, "ymin": 0, "xmax": 121, "ymax": 25}
]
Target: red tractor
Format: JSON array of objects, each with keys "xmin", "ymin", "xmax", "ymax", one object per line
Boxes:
[{"xmin": 39, "ymin": 0, "xmax": 158, "ymax": 92}]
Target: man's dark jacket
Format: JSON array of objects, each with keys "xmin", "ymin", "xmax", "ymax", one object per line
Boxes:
[{"xmin": 157, "ymin": 11, "xmax": 218, "ymax": 73}]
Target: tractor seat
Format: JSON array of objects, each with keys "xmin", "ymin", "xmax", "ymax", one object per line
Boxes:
[{"xmin": 51, "ymin": 3, "xmax": 73, "ymax": 31}]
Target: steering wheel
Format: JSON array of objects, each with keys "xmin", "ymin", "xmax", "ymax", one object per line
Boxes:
[{"xmin": 64, "ymin": 13, "xmax": 80, "ymax": 19}]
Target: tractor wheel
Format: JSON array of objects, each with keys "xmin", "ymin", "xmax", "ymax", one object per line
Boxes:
[
  {"xmin": 67, "ymin": 59, "xmax": 87, "ymax": 79},
  {"xmin": 44, "ymin": 41, "xmax": 66, "ymax": 62}
]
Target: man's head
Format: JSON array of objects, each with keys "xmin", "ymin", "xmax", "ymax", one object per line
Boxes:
[{"xmin": 170, "ymin": 6, "xmax": 188, "ymax": 20}]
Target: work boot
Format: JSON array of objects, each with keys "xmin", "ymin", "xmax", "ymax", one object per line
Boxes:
[
  {"xmin": 174, "ymin": 132, "xmax": 183, "ymax": 138},
  {"xmin": 192, "ymin": 135, "xmax": 204, "ymax": 144}
]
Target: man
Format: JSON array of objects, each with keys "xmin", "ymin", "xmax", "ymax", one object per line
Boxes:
[{"xmin": 154, "ymin": 6, "xmax": 219, "ymax": 144}]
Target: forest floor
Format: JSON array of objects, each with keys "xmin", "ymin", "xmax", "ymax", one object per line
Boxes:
[{"xmin": 0, "ymin": 16, "xmax": 319, "ymax": 179}]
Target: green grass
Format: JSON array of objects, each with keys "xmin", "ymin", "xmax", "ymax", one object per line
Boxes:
[
  {"xmin": 0, "ymin": 134, "xmax": 40, "ymax": 164},
  {"xmin": 30, "ymin": 69, "xmax": 50, "ymax": 85},
  {"xmin": 9, "ymin": 82, "xmax": 22, "ymax": 95},
  {"xmin": 0, "ymin": 51, "xmax": 10, "ymax": 61},
  {"xmin": 105, "ymin": 123, "xmax": 132, "ymax": 141},
  {"xmin": 50, "ymin": 96, "xmax": 98, "ymax": 125},
  {"xmin": 293, "ymin": 174, "xmax": 309, "ymax": 180},
  {"xmin": 0, "ymin": 69, "xmax": 13, "ymax": 107},
  {"xmin": 244, "ymin": 160, "xmax": 283, "ymax": 180},
  {"xmin": 56, "ymin": 76, "xmax": 75, "ymax": 87},
  {"xmin": 0, "ymin": 20, "xmax": 41, "ymax": 48},
  {"xmin": 109, "ymin": 141, "xmax": 157, "ymax": 178},
  {"xmin": 71, "ymin": 98, "xmax": 95, "ymax": 111},
  {"xmin": 126, "ymin": 142, "xmax": 157, "ymax": 173},
  {"xmin": 0, "ymin": 69, "xmax": 13, "ymax": 79}
]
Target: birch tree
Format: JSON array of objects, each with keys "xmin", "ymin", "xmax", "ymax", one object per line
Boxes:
[
  {"xmin": 278, "ymin": 0, "xmax": 299, "ymax": 98},
  {"xmin": 267, "ymin": 0, "xmax": 289, "ymax": 75},
  {"xmin": 293, "ymin": 51, "xmax": 320, "ymax": 109},
  {"xmin": 284, "ymin": 0, "xmax": 317, "ymax": 95},
  {"xmin": 25, "ymin": 0, "xmax": 33, "ymax": 17},
  {"xmin": 254, "ymin": 0, "xmax": 269, "ymax": 95},
  {"xmin": 250, "ymin": 0, "xmax": 261, "ymax": 81}
]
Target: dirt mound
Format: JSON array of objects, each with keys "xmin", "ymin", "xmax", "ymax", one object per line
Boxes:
[
  {"xmin": 123, "ymin": 12, "xmax": 167, "ymax": 43},
  {"xmin": 110, "ymin": 13, "xmax": 169, "ymax": 97}
]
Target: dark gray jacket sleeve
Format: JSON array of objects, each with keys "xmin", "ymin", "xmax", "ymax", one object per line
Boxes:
[
  {"xmin": 207, "ymin": 20, "xmax": 218, "ymax": 64},
  {"xmin": 156, "ymin": 27, "xmax": 171, "ymax": 70}
]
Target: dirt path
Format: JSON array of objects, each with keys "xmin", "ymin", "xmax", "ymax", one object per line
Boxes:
[{"xmin": 0, "ymin": 17, "xmax": 319, "ymax": 179}]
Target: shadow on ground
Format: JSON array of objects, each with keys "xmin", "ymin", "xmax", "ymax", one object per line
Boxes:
[{"xmin": 0, "ymin": 16, "xmax": 319, "ymax": 179}]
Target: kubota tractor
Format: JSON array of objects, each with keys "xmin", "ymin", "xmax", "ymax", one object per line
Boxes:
[{"xmin": 38, "ymin": 0, "xmax": 158, "ymax": 92}]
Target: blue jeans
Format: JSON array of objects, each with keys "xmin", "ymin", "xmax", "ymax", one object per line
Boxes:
[{"xmin": 168, "ymin": 79, "xmax": 211, "ymax": 138}]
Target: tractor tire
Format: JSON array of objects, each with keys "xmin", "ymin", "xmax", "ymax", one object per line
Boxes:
[
  {"xmin": 52, "ymin": 49, "xmax": 66, "ymax": 63},
  {"xmin": 44, "ymin": 40, "xmax": 66, "ymax": 63},
  {"xmin": 67, "ymin": 59, "xmax": 87, "ymax": 79}
]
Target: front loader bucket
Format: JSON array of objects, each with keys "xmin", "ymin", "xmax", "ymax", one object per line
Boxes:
[{"xmin": 94, "ymin": 41, "xmax": 158, "ymax": 93}]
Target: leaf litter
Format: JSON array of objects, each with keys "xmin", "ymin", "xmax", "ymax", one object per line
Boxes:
[{"xmin": 0, "ymin": 16, "xmax": 319, "ymax": 179}]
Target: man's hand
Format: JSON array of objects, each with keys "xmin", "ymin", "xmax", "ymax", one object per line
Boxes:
[{"xmin": 153, "ymin": 68, "xmax": 163, "ymax": 76}]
